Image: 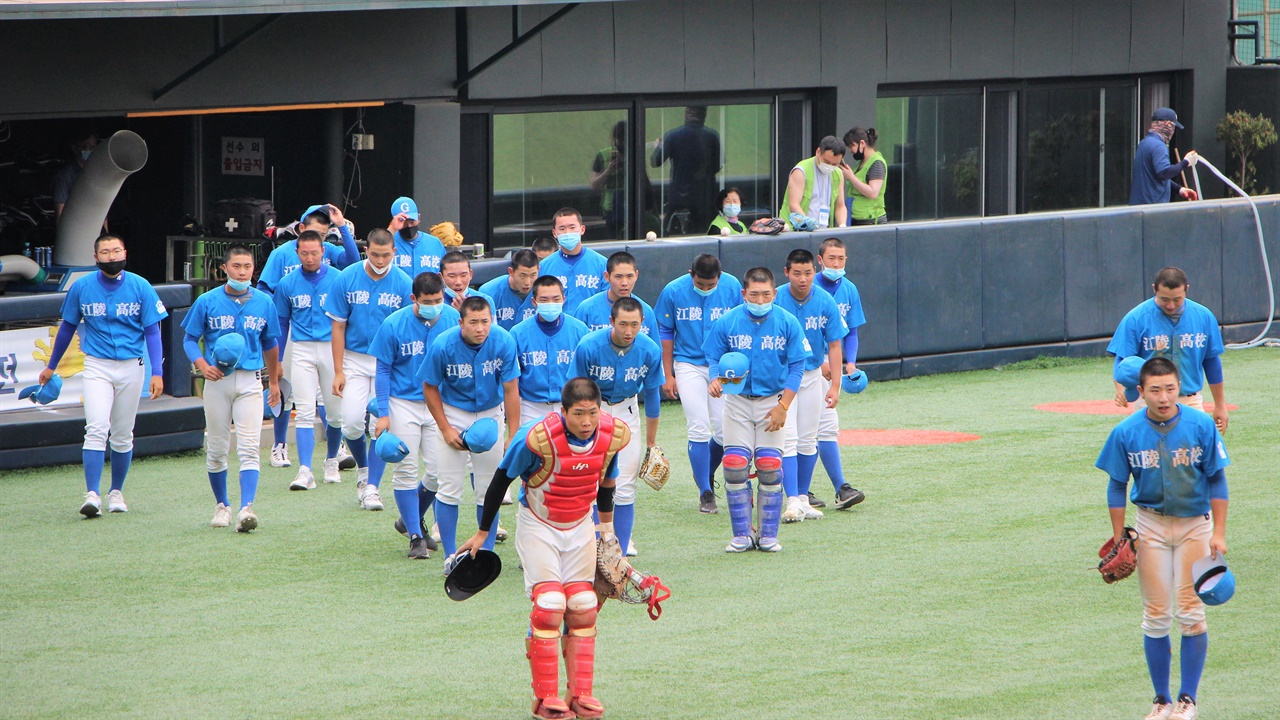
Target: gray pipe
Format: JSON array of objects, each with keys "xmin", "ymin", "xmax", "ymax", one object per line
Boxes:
[{"xmin": 54, "ymin": 130, "xmax": 148, "ymax": 267}]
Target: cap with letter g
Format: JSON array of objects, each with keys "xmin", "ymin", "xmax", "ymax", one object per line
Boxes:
[{"xmin": 391, "ymin": 197, "xmax": 419, "ymax": 221}]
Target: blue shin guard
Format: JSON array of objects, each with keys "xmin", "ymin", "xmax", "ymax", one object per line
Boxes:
[
  {"xmin": 1144, "ymin": 634, "xmax": 1173, "ymax": 702},
  {"xmin": 818, "ymin": 440, "xmax": 846, "ymax": 491},
  {"xmin": 239, "ymin": 469, "xmax": 260, "ymax": 507},
  {"xmin": 394, "ymin": 489, "xmax": 420, "ymax": 538},
  {"xmin": 723, "ymin": 447, "xmax": 753, "ymax": 541},
  {"xmin": 796, "ymin": 452, "xmax": 819, "ymax": 496},
  {"xmin": 83, "ymin": 449, "xmax": 106, "ymax": 494},
  {"xmin": 295, "ymin": 426, "xmax": 315, "ymax": 470},
  {"xmin": 208, "ymin": 470, "xmax": 229, "ymax": 506},
  {"xmin": 325, "ymin": 425, "xmax": 343, "ymax": 459},
  {"xmin": 688, "ymin": 441, "xmax": 712, "ymax": 493},
  {"xmin": 436, "ymin": 501, "xmax": 460, "ymax": 556},
  {"xmin": 755, "ymin": 449, "xmax": 783, "ymax": 546}
]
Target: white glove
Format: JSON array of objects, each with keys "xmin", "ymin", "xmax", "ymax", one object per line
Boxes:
[{"xmin": 1184, "ymin": 151, "xmax": 1199, "ymax": 167}]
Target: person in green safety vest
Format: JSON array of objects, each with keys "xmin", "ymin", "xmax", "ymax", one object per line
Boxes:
[
  {"xmin": 840, "ymin": 127, "xmax": 888, "ymax": 225},
  {"xmin": 707, "ymin": 187, "xmax": 748, "ymax": 236},
  {"xmin": 778, "ymin": 136, "xmax": 847, "ymax": 231}
]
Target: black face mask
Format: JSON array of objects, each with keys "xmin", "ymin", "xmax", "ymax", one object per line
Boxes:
[
  {"xmin": 96, "ymin": 259, "xmax": 126, "ymax": 276},
  {"xmin": 852, "ymin": 145, "xmax": 865, "ymax": 162},
  {"xmin": 399, "ymin": 226, "xmax": 417, "ymax": 240}
]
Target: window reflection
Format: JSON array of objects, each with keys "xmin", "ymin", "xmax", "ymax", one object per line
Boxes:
[{"xmin": 877, "ymin": 94, "xmax": 983, "ymax": 221}]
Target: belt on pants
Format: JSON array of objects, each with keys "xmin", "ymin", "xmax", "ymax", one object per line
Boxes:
[
  {"xmin": 1138, "ymin": 505, "xmax": 1210, "ymax": 520},
  {"xmin": 603, "ymin": 396, "xmax": 637, "ymax": 407}
]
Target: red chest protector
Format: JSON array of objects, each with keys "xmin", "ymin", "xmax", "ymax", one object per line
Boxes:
[{"xmin": 523, "ymin": 412, "xmax": 631, "ymax": 529}]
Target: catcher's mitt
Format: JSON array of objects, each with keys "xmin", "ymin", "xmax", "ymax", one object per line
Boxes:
[
  {"xmin": 750, "ymin": 217, "xmax": 785, "ymax": 235},
  {"xmin": 594, "ymin": 533, "xmax": 628, "ymax": 600},
  {"xmin": 639, "ymin": 445, "xmax": 671, "ymax": 491},
  {"xmin": 1098, "ymin": 527, "xmax": 1139, "ymax": 584}
]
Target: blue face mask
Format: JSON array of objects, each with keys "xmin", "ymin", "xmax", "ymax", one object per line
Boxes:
[
  {"xmin": 536, "ymin": 302, "xmax": 563, "ymax": 322},
  {"xmin": 745, "ymin": 301, "xmax": 772, "ymax": 317},
  {"xmin": 416, "ymin": 302, "xmax": 443, "ymax": 321},
  {"xmin": 693, "ymin": 284, "xmax": 716, "ymax": 298},
  {"xmin": 821, "ymin": 267, "xmax": 846, "ymax": 282},
  {"xmin": 226, "ymin": 278, "xmax": 251, "ymax": 292},
  {"xmin": 81, "ymin": 150, "xmax": 93, "ymax": 162},
  {"xmin": 556, "ymin": 233, "xmax": 581, "ymax": 251},
  {"xmin": 723, "ymin": 204, "xmax": 741, "ymax": 218}
]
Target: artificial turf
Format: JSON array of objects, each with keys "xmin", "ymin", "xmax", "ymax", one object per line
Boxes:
[{"xmin": 2, "ymin": 349, "xmax": 1276, "ymax": 719}]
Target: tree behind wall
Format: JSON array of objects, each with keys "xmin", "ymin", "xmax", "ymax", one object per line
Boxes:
[{"xmin": 1215, "ymin": 110, "xmax": 1278, "ymax": 194}]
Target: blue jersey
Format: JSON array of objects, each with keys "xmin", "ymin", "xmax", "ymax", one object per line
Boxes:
[
  {"xmin": 1107, "ymin": 298, "xmax": 1224, "ymax": 395},
  {"xmin": 322, "ymin": 262, "xmax": 413, "ymax": 355},
  {"xmin": 499, "ymin": 415, "xmax": 619, "ymax": 482},
  {"xmin": 419, "ymin": 325, "xmax": 520, "ymax": 412},
  {"xmin": 370, "ymin": 304, "xmax": 460, "ymax": 401},
  {"xmin": 393, "ymin": 231, "xmax": 447, "ymax": 277},
  {"xmin": 479, "ymin": 275, "xmax": 536, "ymax": 330},
  {"xmin": 258, "ymin": 229, "xmax": 356, "ymax": 291},
  {"xmin": 703, "ymin": 306, "xmax": 811, "ymax": 396},
  {"xmin": 510, "ymin": 315, "xmax": 590, "ymax": 403},
  {"xmin": 272, "ymin": 265, "xmax": 341, "ymax": 342},
  {"xmin": 1096, "ymin": 406, "xmax": 1230, "ymax": 517},
  {"xmin": 815, "ymin": 274, "xmax": 867, "ymax": 333},
  {"xmin": 775, "ymin": 283, "xmax": 847, "ymax": 370},
  {"xmin": 539, "ymin": 247, "xmax": 608, "ymax": 313},
  {"xmin": 61, "ymin": 271, "xmax": 167, "ymax": 360},
  {"xmin": 571, "ymin": 292, "xmax": 661, "ymax": 340},
  {"xmin": 182, "ymin": 286, "xmax": 281, "ymax": 371},
  {"xmin": 571, "ymin": 328, "xmax": 664, "ymax": 404},
  {"xmin": 654, "ymin": 273, "xmax": 743, "ymax": 365}
]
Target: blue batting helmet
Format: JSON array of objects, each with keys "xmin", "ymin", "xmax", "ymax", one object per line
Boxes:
[
  {"xmin": 19, "ymin": 373, "xmax": 63, "ymax": 405},
  {"xmin": 263, "ymin": 377, "xmax": 291, "ymax": 419},
  {"xmin": 367, "ymin": 397, "xmax": 382, "ymax": 418},
  {"xmin": 463, "ymin": 417, "xmax": 500, "ymax": 454},
  {"xmin": 1192, "ymin": 552, "xmax": 1236, "ymax": 606},
  {"xmin": 841, "ymin": 370, "xmax": 869, "ymax": 394},
  {"xmin": 375, "ymin": 431, "xmax": 410, "ymax": 463},
  {"xmin": 717, "ymin": 352, "xmax": 750, "ymax": 395},
  {"xmin": 213, "ymin": 333, "xmax": 246, "ymax": 370}
]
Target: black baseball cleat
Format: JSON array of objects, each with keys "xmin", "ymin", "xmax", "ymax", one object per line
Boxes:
[
  {"xmin": 395, "ymin": 517, "xmax": 439, "ymax": 551},
  {"xmin": 699, "ymin": 490, "xmax": 719, "ymax": 514},
  {"xmin": 835, "ymin": 484, "xmax": 866, "ymax": 509},
  {"xmin": 394, "ymin": 517, "xmax": 410, "ymax": 538},
  {"xmin": 408, "ymin": 536, "xmax": 430, "ymax": 559},
  {"xmin": 807, "ymin": 492, "xmax": 827, "ymax": 509}
]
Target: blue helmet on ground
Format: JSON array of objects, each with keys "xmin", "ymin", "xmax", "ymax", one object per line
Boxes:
[
  {"xmin": 841, "ymin": 370, "xmax": 869, "ymax": 394},
  {"xmin": 375, "ymin": 431, "xmax": 409, "ymax": 463},
  {"xmin": 717, "ymin": 352, "xmax": 750, "ymax": 396},
  {"xmin": 463, "ymin": 417, "xmax": 500, "ymax": 454},
  {"xmin": 19, "ymin": 373, "xmax": 63, "ymax": 405},
  {"xmin": 444, "ymin": 549, "xmax": 502, "ymax": 601},
  {"xmin": 1192, "ymin": 552, "xmax": 1236, "ymax": 606},
  {"xmin": 213, "ymin": 333, "xmax": 246, "ymax": 370},
  {"xmin": 263, "ymin": 377, "xmax": 292, "ymax": 419},
  {"xmin": 1114, "ymin": 355, "xmax": 1145, "ymax": 403}
]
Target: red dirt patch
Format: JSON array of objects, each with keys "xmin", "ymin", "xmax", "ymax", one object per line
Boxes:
[
  {"xmin": 1035, "ymin": 400, "xmax": 1239, "ymax": 416},
  {"xmin": 838, "ymin": 429, "xmax": 981, "ymax": 446}
]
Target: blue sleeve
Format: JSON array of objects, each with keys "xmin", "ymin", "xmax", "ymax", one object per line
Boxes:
[
  {"xmin": 323, "ymin": 278, "xmax": 350, "ymax": 320},
  {"xmin": 277, "ymin": 316, "xmax": 290, "ymax": 360},
  {"xmin": 183, "ymin": 334, "xmax": 204, "ymax": 365},
  {"xmin": 420, "ymin": 340, "xmax": 444, "ymax": 387},
  {"xmin": 375, "ymin": 359, "xmax": 392, "ymax": 418},
  {"xmin": 140, "ymin": 284, "xmax": 168, "ymax": 325},
  {"xmin": 643, "ymin": 384, "xmax": 661, "ymax": 419},
  {"xmin": 144, "ymin": 323, "xmax": 163, "ymax": 376},
  {"xmin": 47, "ymin": 320, "xmax": 79, "ymax": 370},
  {"xmin": 1155, "ymin": 158, "xmax": 1188, "ymax": 182},
  {"xmin": 1207, "ymin": 319, "xmax": 1225, "ymax": 357},
  {"xmin": 498, "ymin": 425, "xmax": 538, "ymax": 478},
  {"xmin": 604, "ymin": 452, "xmax": 620, "ymax": 480},
  {"xmin": 1203, "ymin": 355, "xmax": 1223, "ymax": 385},
  {"xmin": 703, "ymin": 322, "xmax": 725, "ymax": 376},
  {"xmin": 500, "ymin": 335, "xmax": 521, "ymax": 382},
  {"xmin": 1206, "ymin": 469, "xmax": 1228, "ymax": 501},
  {"xmin": 272, "ymin": 282, "xmax": 290, "ymax": 317},
  {"xmin": 337, "ymin": 224, "xmax": 360, "ymax": 268},
  {"xmin": 1107, "ymin": 478, "xmax": 1128, "ymax": 509},
  {"xmin": 258, "ymin": 250, "xmax": 283, "ymax": 291},
  {"xmin": 571, "ymin": 345, "xmax": 590, "ymax": 379},
  {"xmin": 784, "ymin": 360, "xmax": 804, "ymax": 393},
  {"xmin": 659, "ymin": 326, "xmax": 675, "ymax": 341},
  {"xmin": 263, "ymin": 336, "xmax": 279, "ymax": 353},
  {"xmin": 1200, "ymin": 424, "xmax": 1231, "ymax": 476},
  {"xmin": 60, "ymin": 282, "xmax": 83, "ymax": 325},
  {"xmin": 823, "ymin": 303, "xmax": 848, "ymax": 343},
  {"xmin": 263, "ymin": 306, "xmax": 282, "ymax": 344},
  {"xmin": 655, "ymin": 288, "xmax": 675, "ymax": 332},
  {"xmin": 843, "ymin": 326, "xmax": 859, "ymax": 365},
  {"xmin": 1095, "ymin": 428, "xmax": 1133, "ymax": 481},
  {"xmin": 1106, "ymin": 313, "xmax": 1138, "ymax": 358}
]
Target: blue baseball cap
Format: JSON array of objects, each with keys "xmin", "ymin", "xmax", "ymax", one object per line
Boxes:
[
  {"xmin": 213, "ymin": 333, "xmax": 246, "ymax": 370},
  {"xmin": 391, "ymin": 196, "xmax": 419, "ymax": 221},
  {"xmin": 1192, "ymin": 552, "xmax": 1235, "ymax": 606},
  {"xmin": 463, "ymin": 417, "xmax": 500, "ymax": 454},
  {"xmin": 841, "ymin": 370, "xmax": 869, "ymax": 395},
  {"xmin": 19, "ymin": 373, "xmax": 62, "ymax": 405},
  {"xmin": 1114, "ymin": 355, "xmax": 1146, "ymax": 403},
  {"xmin": 367, "ymin": 397, "xmax": 382, "ymax": 418},
  {"xmin": 1151, "ymin": 107, "xmax": 1184, "ymax": 130},
  {"xmin": 263, "ymin": 377, "xmax": 291, "ymax": 419},
  {"xmin": 375, "ymin": 432, "xmax": 410, "ymax": 463},
  {"xmin": 299, "ymin": 204, "xmax": 332, "ymax": 224},
  {"xmin": 717, "ymin": 352, "xmax": 750, "ymax": 396}
]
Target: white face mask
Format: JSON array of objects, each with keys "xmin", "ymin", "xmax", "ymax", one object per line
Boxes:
[
  {"xmin": 816, "ymin": 162, "xmax": 837, "ymax": 176},
  {"xmin": 367, "ymin": 258, "xmax": 390, "ymax": 276}
]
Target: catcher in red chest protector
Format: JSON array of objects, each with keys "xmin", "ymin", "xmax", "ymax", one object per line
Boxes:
[{"xmin": 459, "ymin": 377, "xmax": 629, "ymax": 720}]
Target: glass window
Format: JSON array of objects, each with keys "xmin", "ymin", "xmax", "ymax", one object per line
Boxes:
[
  {"xmin": 643, "ymin": 103, "xmax": 771, "ymax": 237},
  {"xmin": 876, "ymin": 93, "xmax": 982, "ymax": 221},
  {"xmin": 1103, "ymin": 86, "xmax": 1135, "ymax": 206},
  {"xmin": 1024, "ymin": 87, "xmax": 1100, "ymax": 212}
]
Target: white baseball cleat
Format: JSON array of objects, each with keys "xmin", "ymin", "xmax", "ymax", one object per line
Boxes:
[
  {"xmin": 80, "ymin": 491, "xmax": 102, "ymax": 518},
  {"xmin": 756, "ymin": 536, "xmax": 783, "ymax": 552},
  {"xmin": 626, "ymin": 540, "xmax": 637, "ymax": 557},
  {"xmin": 361, "ymin": 485, "xmax": 384, "ymax": 511},
  {"xmin": 290, "ymin": 466, "xmax": 316, "ymax": 491},
  {"xmin": 322, "ymin": 458, "xmax": 341, "ymax": 484},
  {"xmin": 210, "ymin": 503, "xmax": 232, "ymax": 528},
  {"xmin": 725, "ymin": 536, "xmax": 755, "ymax": 553},
  {"xmin": 799, "ymin": 494, "xmax": 824, "ymax": 520},
  {"xmin": 781, "ymin": 496, "xmax": 806, "ymax": 523},
  {"xmin": 430, "ymin": 522, "xmax": 441, "ymax": 543},
  {"xmin": 236, "ymin": 503, "xmax": 258, "ymax": 533},
  {"xmin": 270, "ymin": 443, "xmax": 291, "ymax": 468},
  {"xmin": 1169, "ymin": 695, "xmax": 1197, "ymax": 720},
  {"xmin": 495, "ymin": 524, "xmax": 508, "ymax": 543},
  {"xmin": 106, "ymin": 489, "xmax": 128, "ymax": 513},
  {"xmin": 1144, "ymin": 698, "xmax": 1174, "ymax": 720}
]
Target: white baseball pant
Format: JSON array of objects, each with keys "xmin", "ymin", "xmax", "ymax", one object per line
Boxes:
[
  {"xmin": 340, "ymin": 351, "xmax": 377, "ymax": 441},
  {"xmin": 434, "ymin": 403, "xmax": 505, "ymax": 506},
  {"xmin": 602, "ymin": 397, "xmax": 641, "ymax": 505},
  {"xmin": 723, "ymin": 393, "xmax": 785, "ymax": 453},
  {"xmin": 82, "ymin": 356, "xmax": 145, "ymax": 453},
  {"xmin": 515, "ymin": 505, "xmax": 596, "ymax": 596},
  {"xmin": 674, "ymin": 362, "xmax": 724, "ymax": 444},
  {"xmin": 1136, "ymin": 507, "xmax": 1212, "ymax": 638},
  {"xmin": 388, "ymin": 396, "xmax": 438, "ymax": 491},
  {"xmin": 783, "ymin": 367, "xmax": 825, "ymax": 456},
  {"xmin": 291, "ymin": 340, "xmax": 341, "ymax": 429},
  {"xmin": 520, "ymin": 398, "xmax": 560, "ymax": 426},
  {"xmin": 203, "ymin": 369, "xmax": 264, "ymax": 472}
]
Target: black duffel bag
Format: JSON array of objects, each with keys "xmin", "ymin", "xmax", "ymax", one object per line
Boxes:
[{"xmin": 210, "ymin": 198, "xmax": 276, "ymax": 239}]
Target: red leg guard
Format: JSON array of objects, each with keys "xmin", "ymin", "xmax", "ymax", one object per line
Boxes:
[
  {"xmin": 562, "ymin": 635, "xmax": 604, "ymax": 719},
  {"xmin": 526, "ymin": 636, "xmax": 563, "ymax": 702}
]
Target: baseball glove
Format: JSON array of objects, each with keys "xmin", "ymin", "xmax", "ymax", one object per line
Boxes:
[
  {"xmin": 429, "ymin": 221, "xmax": 464, "ymax": 247},
  {"xmin": 594, "ymin": 533, "xmax": 628, "ymax": 600},
  {"xmin": 1098, "ymin": 527, "xmax": 1139, "ymax": 583},
  {"xmin": 639, "ymin": 445, "xmax": 671, "ymax": 491},
  {"xmin": 750, "ymin": 217, "xmax": 785, "ymax": 235}
]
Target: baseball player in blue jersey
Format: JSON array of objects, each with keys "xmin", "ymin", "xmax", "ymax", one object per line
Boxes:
[
  {"xmin": 439, "ymin": 250, "xmax": 497, "ymax": 316},
  {"xmin": 703, "ymin": 267, "xmax": 810, "ymax": 552},
  {"xmin": 419, "ymin": 296, "xmax": 521, "ymax": 559},
  {"xmin": 570, "ymin": 298, "xmax": 664, "ymax": 557},
  {"xmin": 272, "ymin": 230, "xmax": 345, "ymax": 490},
  {"xmin": 813, "ymin": 238, "xmax": 868, "ymax": 509},
  {"xmin": 479, "ymin": 248, "xmax": 540, "ymax": 330},
  {"xmin": 1096, "ymin": 357, "xmax": 1230, "ymax": 720},
  {"xmin": 182, "ymin": 245, "xmax": 282, "ymax": 532},
  {"xmin": 655, "ymin": 254, "xmax": 742, "ymax": 514},
  {"xmin": 1109, "ymin": 267, "xmax": 1228, "ymax": 434},
  {"xmin": 39, "ymin": 234, "xmax": 167, "ymax": 517},
  {"xmin": 258, "ymin": 204, "xmax": 360, "ymax": 470},
  {"xmin": 531, "ymin": 236, "xmax": 557, "ymax": 261},
  {"xmin": 511, "ymin": 275, "xmax": 591, "ymax": 425},
  {"xmin": 386, "ymin": 196, "xmax": 447, "ymax": 276},
  {"xmin": 370, "ymin": 271, "xmax": 459, "ymax": 560},
  {"xmin": 539, "ymin": 208, "xmax": 608, "ymax": 314},
  {"xmin": 571, "ymin": 251, "xmax": 661, "ymax": 340},
  {"xmin": 775, "ymin": 249, "xmax": 846, "ymax": 523},
  {"xmin": 325, "ymin": 228, "xmax": 414, "ymax": 512}
]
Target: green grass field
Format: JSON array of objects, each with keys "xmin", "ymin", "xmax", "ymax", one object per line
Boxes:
[{"xmin": 2, "ymin": 351, "xmax": 1277, "ymax": 719}]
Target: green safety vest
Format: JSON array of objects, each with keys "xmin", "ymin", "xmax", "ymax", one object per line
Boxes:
[
  {"xmin": 847, "ymin": 150, "xmax": 887, "ymax": 221},
  {"xmin": 778, "ymin": 157, "xmax": 842, "ymax": 229},
  {"xmin": 708, "ymin": 214, "xmax": 747, "ymax": 236}
]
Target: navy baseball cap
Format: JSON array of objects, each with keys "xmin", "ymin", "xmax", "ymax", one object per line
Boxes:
[
  {"xmin": 391, "ymin": 197, "xmax": 419, "ymax": 221},
  {"xmin": 1151, "ymin": 108, "xmax": 1184, "ymax": 129}
]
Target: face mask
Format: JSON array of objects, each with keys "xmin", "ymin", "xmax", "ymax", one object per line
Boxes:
[
  {"xmin": 745, "ymin": 301, "xmax": 772, "ymax": 317},
  {"xmin": 693, "ymin": 285, "xmax": 716, "ymax": 298},
  {"xmin": 821, "ymin": 267, "xmax": 846, "ymax": 282},
  {"xmin": 852, "ymin": 149, "xmax": 865, "ymax": 162},
  {"xmin": 226, "ymin": 278, "xmax": 251, "ymax": 292},
  {"xmin": 416, "ymin": 302, "xmax": 443, "ymax": 321},
  {"xmin": 556, "ymin": 233, "xmax": 581, "ymax": 251},
  {"xmin": 816, "ymin": 162, "xmax": 837, "ymax": 176},
  {"xmin": 367, "ymin": 259, "xmax": 390, "ymax": 276},
  {"xmin": 96, "ymin": 259, "xmax": 126, "ymax": 276},
  {"xmin": 81, "ymin": 150, "xmax": 93, "ymax": 162},
  {"xmin": 723, "ymin": 204, "xmax": 741, "ymax": 218},
  {"xmin": 536, "ymin": 302, "xmax": 563, "ymax": 322},
  {"xmin": 398, "ymin": 226, "xmax": 417, "ymax": 240}
]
